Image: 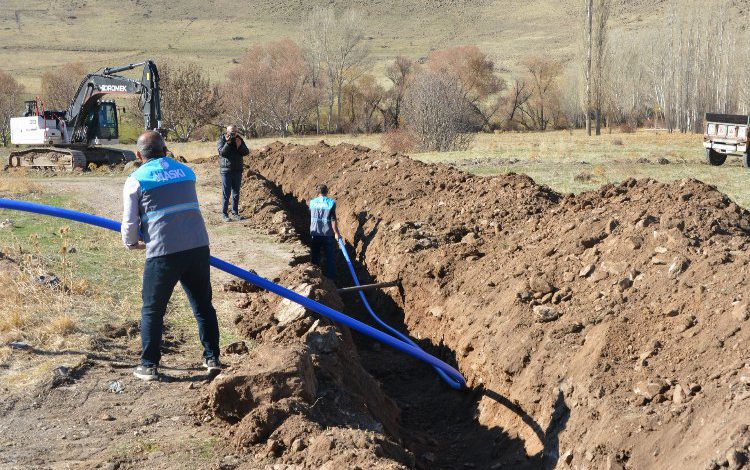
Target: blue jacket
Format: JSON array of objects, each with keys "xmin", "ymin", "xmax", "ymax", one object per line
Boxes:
[
  {"xmin": 309, "ymin": 196, "xmax": 337, "ymax": 237},
  {"xmin": 121, "ymin": 157, "xmax": 209, "ymax": 258}
]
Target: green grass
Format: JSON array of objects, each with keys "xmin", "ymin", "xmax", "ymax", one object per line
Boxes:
[{"xmin": 0, "ymin": 192, "xmax": 209, "ymax": 341}]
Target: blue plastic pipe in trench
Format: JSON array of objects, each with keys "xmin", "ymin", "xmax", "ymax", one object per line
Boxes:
[
  {"xmin": 0, "ymin": 198, "xmax": 466, "ymax": 389},
  {"xmin": 337, "ymin": 238, "xmax": 462, "ymax": 389}
]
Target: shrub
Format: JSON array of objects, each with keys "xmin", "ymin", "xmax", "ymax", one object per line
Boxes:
[{"xmin": 381, "ymin": 129, "xmax": 417, "ymax": 154}]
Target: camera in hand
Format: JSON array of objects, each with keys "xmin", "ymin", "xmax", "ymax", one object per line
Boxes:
[{"xmin": 227, "ymin": 132, "xmax": 236, "ymax": 140}]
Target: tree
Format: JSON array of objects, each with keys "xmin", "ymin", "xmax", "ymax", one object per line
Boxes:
[
  {"xmin": 345, "ymin": 74, "xmax": 385, "ymax": 133},
  {"xmin": 41, "ymin": 62, "xmax": 86, "ymax": 110},
  {"xmin": 0, "ymin": 70, "xmax": 25, "ymax": 146},
  {"xmin": 226, "ymin": 39, "xmax": 318, "ymax": 137},
  {"xmin": 518, "ymin": 57, "xmax": 563, "ymax": 131},
  {"xmin": 403, "ymin": 70, "xmax": 474, "ymax": 152},
  {"xmin": 383, "ymin": 56, "xmax": 415, "ymax": 129},
  {"xmin": 592, "ymin": 0, "xmax": 611, "ymax": 135},
  {"xmin": 585, "ymin": 0, "xmax": 593, "ymax": 136},
  {"xmin": 160, "ymin": 62, "xmax": 222, "ymax": 141},
  {"xmin": 304, "ymin": 7, "xmax": 370, "ymax": 133},
  {"xmin": 427, "ymin": 45, "xmax": 506, "ymax": 130}
]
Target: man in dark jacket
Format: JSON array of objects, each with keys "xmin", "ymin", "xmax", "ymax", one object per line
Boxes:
[{"xmin": 217, "ymin": 125, "xmax": 250, "ymax": 222}]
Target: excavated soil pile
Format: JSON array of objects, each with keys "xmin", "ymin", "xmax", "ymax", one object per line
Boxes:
[
  {"xmin": 244, "ymin": 141, "xmax": 750, "ymax": 470},
  {"xmin": 198, "ymin": 264, "xmax": 415, "ymax": 469}
]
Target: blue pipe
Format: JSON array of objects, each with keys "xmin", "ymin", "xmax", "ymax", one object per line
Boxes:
[
  {"xmin": 0, "ymin": 198, "xmax": 467, "ymax": 389},
  {"xmin": 337, "ymin": 238, "xmax": 462, "ymax": 389}
]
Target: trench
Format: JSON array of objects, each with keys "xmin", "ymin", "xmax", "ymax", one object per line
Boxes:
[{"xmin": 256, "ymin": 173, "xmax": 559, "ymax": 470}]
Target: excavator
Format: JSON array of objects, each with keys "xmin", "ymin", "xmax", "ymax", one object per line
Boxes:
[{"xmin": 8, "ymin": 60, "xmax": 161, "ymax": 170}]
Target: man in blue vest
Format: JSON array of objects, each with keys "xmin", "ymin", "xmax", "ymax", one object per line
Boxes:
[
  {"xmin": 122, "ymin": 131, "xmax": 221, "ymax": 381},
  {"xmin": 309, "ymin": 184, "xmax": 341, "ymax": 279}
]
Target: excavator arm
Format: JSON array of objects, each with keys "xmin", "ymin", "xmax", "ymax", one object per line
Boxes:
[{"xmin": 66, "ymin": 60, "xmax": 161, "ymax": 143}]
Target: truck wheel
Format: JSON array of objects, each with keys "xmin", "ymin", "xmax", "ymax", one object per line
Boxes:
[
  {"xmin": 744, "ymin": 152, "xmax": 750, "ymax": 169},
  {"xmin": 706, "ymin": 149, "xmax": 726, "ymax": 166}
]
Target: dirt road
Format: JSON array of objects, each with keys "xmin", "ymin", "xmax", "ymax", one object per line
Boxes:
[{"xmin": 0, "ymin": 171, "xmax": 305, "ymax": 469}]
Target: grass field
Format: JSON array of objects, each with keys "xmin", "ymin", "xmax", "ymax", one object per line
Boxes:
[{"xmin": 1, "ymin": 0, "xmax": 664, "ymax": 92}]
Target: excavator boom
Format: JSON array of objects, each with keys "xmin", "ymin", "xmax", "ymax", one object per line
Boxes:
[{"xmin": 9, "ymin": 60, "xmax": 162, "ymax": 170}]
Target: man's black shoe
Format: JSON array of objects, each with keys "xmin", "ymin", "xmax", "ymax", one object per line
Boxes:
[
  {"xmin": 222, "ymin": 214, "xmax": 231, "ymax": 222},
  {"xmin": 133, "ymin": 365, "xmax": 158, "ymax": 381},
  {"xmin": 204, "ymin": 358, "xmax": 223, "ymax": 373}
]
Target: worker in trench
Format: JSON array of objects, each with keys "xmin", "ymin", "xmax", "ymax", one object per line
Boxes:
[
  {"xmin": 217, "ymin": 125, "xmax": 250, "ymax": 222},
  {"xmin": 122, "ymin": 131, "xmax": 222, "ymax": 381},
  {"xmin": 309, "ymin": 183, "xmax": 342, "ymax": 279}
]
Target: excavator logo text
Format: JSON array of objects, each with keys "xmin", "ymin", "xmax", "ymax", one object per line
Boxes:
[{"xmin": 99, "ymin": 85, "xmax": 128, "ymax": 92}]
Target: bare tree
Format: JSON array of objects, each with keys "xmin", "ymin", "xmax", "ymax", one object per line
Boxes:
[
  {"xmin": 519, "ymin": 57, "xmax": 563, "ymax": 131},
  {"xmin": 503, "ymin": 79, "xmax": 532, "ymax": 129},
  {"xmin": 427, "ymin": 46, "xmax": 506, "ymax": 130},
  {"xmin": 346, "ymin": 74, "xmax": 385, "ymax": 133},
  {"xmin": 592, "ymin": 0, "xmax": 611, "ymax": 135},
  {"xmin": 383, "ymin": 56, "xmax": 415, "ymax": 129},
  {"xmin": 585, "ymin": 0, "xmax": 593, "ymax": 135},
  {"xmin": 41, "ymin": 62, "xmax": 86, "ymax": 110},
  {"xmin": 403, "ymin": 70, "xmax": 474, "ymax": 152},
  {"xmin": 304, "ymin": 7, "xmax": 370, "ymax": 133},
  {"xmin": 0, "ymin": 70, "xmax": 25, "ymax": 146},
  {"xmin": 160, "ymin": 62, "xmax": 222, "ymax": 141}
]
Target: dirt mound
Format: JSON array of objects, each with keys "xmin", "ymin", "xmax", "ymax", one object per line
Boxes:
[
  {"xmin": 246, "ymin": 142, "xmax": 750, "ymax": 469},
  {"xmin": 199, "ymin": 263, "xmax": 413, "ymax": 469}
]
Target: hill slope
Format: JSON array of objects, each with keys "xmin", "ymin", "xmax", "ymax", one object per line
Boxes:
[{"xmin": 1, "ymin": 0, "xmax": 668, "ymax": 91}]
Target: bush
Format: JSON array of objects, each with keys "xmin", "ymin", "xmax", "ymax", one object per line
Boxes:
[
  {"xmin": 402, "ymin": 71, "xmax": 474, "ymax": 152},
  {"xmin": 619, "ymin": 123, "xmax": 636, "ymax": 134},
  {"xmin": 381, "ymin": 129, "xmax": 417, "ymax": 154}
]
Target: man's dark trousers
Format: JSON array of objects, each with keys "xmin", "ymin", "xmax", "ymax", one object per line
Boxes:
[
  {"xmin": 221, "ymin": 171, "xmax": 242, "ymax": 216},
  {"xmin": 140, "ymin": 245, "xmax": 219, "ymax": 366},
  {"xmin": 310, "ymin": 235, "xmax": 336, "ymax": 279}
]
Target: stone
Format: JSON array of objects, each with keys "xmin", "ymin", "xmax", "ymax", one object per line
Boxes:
[
  {"xmin": 562, "ymin": 271, "xmax": 575, "ymax": 283},
  {"xmin": 272, "ymin": 211, "xmax": 286, "ymax": 224},
  {"xmin": 223, "ymin": 341, "xmax": 249, "ymax": 355},
  {"xmin": 529, "ymin": 275, "xmax": 554, "ymax": 294},
  {"xmin": 561, "ymin": 449, "xmax": 574, "ymax": 465},
  {"xmin": 672, "ymin": 384, "xmax": 686, "ymax": 404},
  {"xmin": 579, "ymin": 264, "xmax": 595, "ymax": 277},
  {"xmin": 668, "ymin": 256, "xmax": 689, "ymax": 278},
  {"xmin": 688, "ymin": 383, "xmax": 701, "ymax": 394},
  {"xmin": 275, "ymin": 283, "xmax": 313, "ymax": 326},
  {"xmin": 731, "ymin": 303, "xmax": 750, "ymax": 322},
  {"xmin": 290, "ymin": 438, "xmax": 306, "ymax": 452},
  {"xmin": 533, "ymin": 305, "xmax": 561, "ymax": 323},
  {"xmin": 100, "ymin": 413, "xmax": 115, "ymax": 421},
  {"xmin": 429, "ymin": 306, "xmax": 445, "ymax": 318},
  {"xmin": 618, "ymin": 276, "xmax": 633, "ymax": 291},
  {"xmin": 633, "ymin": 380, "xmax": 669, "ymax": 401},
  {"xmin": 601, "ymin": 261, "xmax": 628, "ymax": 275}
]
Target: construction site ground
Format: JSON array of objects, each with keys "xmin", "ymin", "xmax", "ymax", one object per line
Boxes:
[{"xmin": 1, "ymin": 140, "xmax": 749, "ymax": 470}]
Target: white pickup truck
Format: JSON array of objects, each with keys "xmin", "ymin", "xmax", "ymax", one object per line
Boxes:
[{"xmin": 704, "ymin": 113, "xmax": 749, "ymax": 167}]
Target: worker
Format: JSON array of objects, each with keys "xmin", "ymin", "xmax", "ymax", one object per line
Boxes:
[
  {"xmin": 122, "ymin": 131, "xmax": 221, "ymax": 381},
  {"xmin": 217, "ymin": 125, "xmax": 249, "ymax": 222},
  {"xmin": 309, "ymin": 184, "xmax": 341, "ymax": 279}
]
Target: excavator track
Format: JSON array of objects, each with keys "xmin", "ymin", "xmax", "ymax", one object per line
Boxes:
[{"xmin": 7, "ymin": 147, "xmax": 134, "ymax": 171}]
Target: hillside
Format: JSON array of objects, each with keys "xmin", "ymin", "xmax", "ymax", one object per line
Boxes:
[{"xmin": 1, "ymin": 0, "xmax": 669, "ymax": 92}]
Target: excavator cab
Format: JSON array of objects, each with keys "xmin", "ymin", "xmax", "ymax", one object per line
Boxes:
[{"xmin": 84, "ymin": 101, "xmax": 119, "ymax": 145}]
